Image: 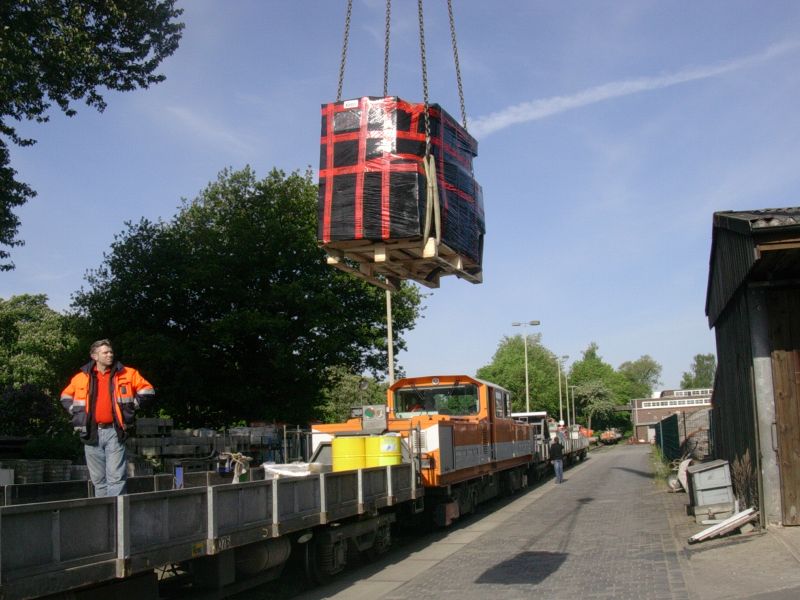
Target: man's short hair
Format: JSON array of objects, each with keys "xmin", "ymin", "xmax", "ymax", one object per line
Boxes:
[{"xmin": 89, "ymin": 339, "xmax": 113, "ymax": 356}]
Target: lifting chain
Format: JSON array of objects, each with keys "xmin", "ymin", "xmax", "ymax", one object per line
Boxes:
[
  {"xmin": 337, "ymin": 0, "xmax": 353, "ymax": 102},
  {"xmin": 383, "ymin": 0, "xmax": 391, "ymax": 96},
  {"xmin": 340, "ymin": 0, "xmax": 467, "ymax": 134},
  {"xmin": 447, "ymin": 0, "xmax": 468, "ymax": 130},
  {"xmin": 417, "ymin": 0, "xmax": 431, "ymax": 154}
]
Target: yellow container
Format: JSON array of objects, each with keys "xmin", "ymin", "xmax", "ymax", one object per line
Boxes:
[
  {"xmin": 365, "ymin": 435, "xmax": 402, "ymax": 468},
  {"xmin": 332, "ymin": 437, "xmax": 366, "ymax": 472}
]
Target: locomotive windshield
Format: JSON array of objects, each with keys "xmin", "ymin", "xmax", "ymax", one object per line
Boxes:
[{"xmin": 394, "ymin": 384, "xmax": 479, "ymax": 417}]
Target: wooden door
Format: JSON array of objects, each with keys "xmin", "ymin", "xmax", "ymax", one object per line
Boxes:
[{"xmin": 771, "ymin": 350, "xmax": 800, "ymax": 525}]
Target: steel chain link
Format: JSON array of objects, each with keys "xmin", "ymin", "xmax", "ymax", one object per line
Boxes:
[
  {"xmin": 447, "ymin": 0, "xmax": 468, "ymax": 130},
  {"xmin": 337, "ymin": 0, "xmax": 353, "ymax": 101},
  {"xmin": 383, "ymin": 0, "xmax": 391, "ymax": 96},
  {"xmin": 417, "ymin": 0, "xmax": 431, "ymax": 153}
]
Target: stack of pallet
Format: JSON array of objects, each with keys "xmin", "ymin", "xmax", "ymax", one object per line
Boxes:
[{"xmin": 318, "ymin": 96, "xmax": 484, "ymax": 289}]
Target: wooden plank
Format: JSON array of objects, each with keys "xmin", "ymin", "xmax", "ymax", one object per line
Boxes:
[
  {"xmin": 688, "ymin": 508, "xmax": 758, "ymax": 544},
  {"xmin": 771, "ymin": 349, "xmax": 800, "ymax": 526},
  {"xmin": 321, "ymin": 237, "xmax": 482, "ymax": 290}
]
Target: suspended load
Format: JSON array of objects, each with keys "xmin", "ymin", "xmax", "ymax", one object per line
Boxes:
[{"xmin": 318, "ymin": 96, "xmax": 484, "ymax": 290}]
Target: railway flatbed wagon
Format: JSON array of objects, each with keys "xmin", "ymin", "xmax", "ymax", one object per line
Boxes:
[{"xmin": 0, "ymin": 462, "xmax": 421, "ymax": 599}]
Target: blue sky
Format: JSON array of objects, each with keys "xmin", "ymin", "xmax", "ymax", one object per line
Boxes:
[{"xmin": 4, "ymin": 1, "xmax": 800, "ymax": 392}]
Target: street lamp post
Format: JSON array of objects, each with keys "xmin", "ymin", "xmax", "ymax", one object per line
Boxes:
[
  {"xmin": 564, "ymin": 360, "xmax": 571, "ymax": 427},
  {"xmin": 511, "ymin": 320, "xmax": 541, "ymax": 413},
  {"xmin": 556, "ymin": 355, "xmax": 568, "ymax": 424},
  {"xmin": 569, "ymin": 385, "xmax": 577, "ymax": 426}
]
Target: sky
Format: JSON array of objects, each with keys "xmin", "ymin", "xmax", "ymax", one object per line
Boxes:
[{"xmin": 4, "ymin": 0, "xmax": 800, "ymax": 392}]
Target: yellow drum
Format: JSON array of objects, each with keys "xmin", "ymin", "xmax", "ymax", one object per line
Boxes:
[
  {"xmin": 331, "ymin": 437, "xmax": 366, "ymax": 472},
  {"xmin": 365, "ymin": 435, "xmax": 402, "ymax": 467}
]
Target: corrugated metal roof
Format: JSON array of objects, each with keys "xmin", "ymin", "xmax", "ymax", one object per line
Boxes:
[
  {"xmin": 714, "ymin": 208, "xmax": 800, "ymax": 232},
  {"xmin": 706, "ymin": 207, "xmax": 800, "ymax": 327}
]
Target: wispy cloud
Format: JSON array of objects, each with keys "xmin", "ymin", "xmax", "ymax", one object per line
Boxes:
[
  {"xmin": 164, "ymin": 106, "xmax": 257, "ymax": 157},
  {"xmin": 471, "ymin": 40, "xmax": 800, "ymax": 139}
]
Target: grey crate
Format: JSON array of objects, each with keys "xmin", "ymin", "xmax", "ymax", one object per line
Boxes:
[{"xmin": 687, "ymin": 459, "xmax": 731, "ymax": 490}]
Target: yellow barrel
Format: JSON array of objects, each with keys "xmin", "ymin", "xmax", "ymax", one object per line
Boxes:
[
  {"xmin": 364, "ymin": 435, "xmax": 402, "ymax": 468},
  {"xmin": 331, "ymin": 437, "xmax": 366, "ymax": 472}
]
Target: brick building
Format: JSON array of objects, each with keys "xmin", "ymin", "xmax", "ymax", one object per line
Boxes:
[{"xmin": 630, "ymin": 388, "xmax": 712, "ymax": 443}]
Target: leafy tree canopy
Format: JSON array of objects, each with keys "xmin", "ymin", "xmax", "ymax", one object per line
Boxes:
[
  {"xmin": 0, "ymin": 294, "xmax": 78, "ymax": 393},
  {"xmin": 71, "ymin": 168, "xmax": 422, "ymax": 428},
  {"xmin": 319, "ymin": 366, "xmax": 388, "ymax": 424},
  {"xmin": 618, "ymin": 354, "xmax": 662, "ymax": 399},
  {"xmin": 680, "ymin": 353, "xmax": 716, "ymax": 389},
  {"xmin": 568, "ymin": 342, "xmax": 630, "ymax": 403},
  {"xmin": 572, "ymin": 380, "xmax": 616, "ymax": 430},
  {"xmin": 0, "ymin": 0, "xmax": 184, "ymax": 270},
  {"xmin": 477, "ymin": 334, "xmax": 566, "ymax": 417}
]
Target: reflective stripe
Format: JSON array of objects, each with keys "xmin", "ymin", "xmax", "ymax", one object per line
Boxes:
[
  {"xmin": 118, "ymin": 397, "xmax": 134, "ymax": 404},
  {"xmin": 72, "ymin": 399, "xmax": 86, "ymax": 406},
  {"xmin": 138, "ymin": 389, "xmax": 155, "ymax": 396}
]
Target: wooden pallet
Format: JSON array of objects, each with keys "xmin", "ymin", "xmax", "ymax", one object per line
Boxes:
[{"xmin": 322, "ymin": 237, "xmax": 483, "ymax": 291}]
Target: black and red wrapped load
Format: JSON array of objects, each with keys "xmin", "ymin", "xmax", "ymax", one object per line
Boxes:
[{"xmin": 318, "ymin": 96, "xmax": 484, "ymax": 282}]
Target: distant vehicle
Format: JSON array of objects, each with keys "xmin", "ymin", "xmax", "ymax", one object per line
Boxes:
[{"xmin": 599, "ymin": 428, "xmax": 623, "ymax": 445}]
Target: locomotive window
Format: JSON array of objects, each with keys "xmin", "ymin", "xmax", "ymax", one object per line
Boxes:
[
  {"xmin": 495, "ymin": 390, "xmax": 504, "ymax": 417},
  {"xmin": 395, "ymin": 384, "xmax": 479, "ymax": 416}
]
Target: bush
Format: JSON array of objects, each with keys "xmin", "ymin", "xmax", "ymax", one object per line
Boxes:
[
  {"xmin": 23, "ymin": 433, "xmax": 82, "ymax": 461},
  {"xmin": 0, "ymin": 384, "xmax": 71, "ymax": 437}
]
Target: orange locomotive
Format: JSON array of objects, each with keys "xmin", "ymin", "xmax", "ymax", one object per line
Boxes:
[{"xmin": 312, "ymin": 374, "xmax": 545, "ymax": 525}]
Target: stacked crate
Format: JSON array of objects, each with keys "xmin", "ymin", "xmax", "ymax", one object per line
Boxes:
[{"xmin": 318, "ymin": 96, "xmax": 484, "ymax": 289}]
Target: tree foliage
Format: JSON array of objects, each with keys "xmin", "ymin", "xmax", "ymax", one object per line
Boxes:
[
  {"xmin": 0, "ymin": 294, "xmax": 78, "ymax": 392},
  {"xmin": 572, "ymin": 380, "xmax": 616, "ymax": 430},
  {"xmin": 680, "ymin": 353, "xmax": 716, "ymax": 389},
  {"xmin": 71, "ymin": 168, "xmax": 422, "ymax": 428},
  {"xmin": 0, "ymin": 0, "xmax": 184, "ymax": 269},
  {"xmin": 0, "ymin": 383, "xmax": 71, "ymax": 437},
  {"xmin": 618, "ymin": 354, "xmax": 662, "ymax": 399},
  {"xmin": 568, "ymin": 343, "xmax": 630, "ymax": 402},
  {"xmin": 319, "ymin": 366, "xmax": 387, "ymax": 424},
  {"xmin": 476, "ymin": 334, "xmax": 563, "ymax": 416}
]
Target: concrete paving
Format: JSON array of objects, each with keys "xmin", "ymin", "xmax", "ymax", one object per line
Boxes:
[{"xmin": 298, "ymin": 444, "xmax": 800, "ymax": 600}]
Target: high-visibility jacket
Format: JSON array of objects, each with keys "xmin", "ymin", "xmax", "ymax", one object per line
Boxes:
[{"xmin": 60, "ymin": 361, "xmax": 155, "ymax": 443}]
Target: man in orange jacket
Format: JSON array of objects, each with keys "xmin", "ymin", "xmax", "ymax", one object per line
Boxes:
[{"xmin": 60, "ymin": 339, "xmax": 155, "ymax": 496}]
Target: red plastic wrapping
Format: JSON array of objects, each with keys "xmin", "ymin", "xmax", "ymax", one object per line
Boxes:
[{"xmin": 318, "ymin": 96, "xmax": 484, "ymax": 265}]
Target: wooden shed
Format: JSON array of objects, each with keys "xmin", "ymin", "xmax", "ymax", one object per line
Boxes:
[{"xmin": 706, "ymin": 208, "xmax": 800, "ymax": 526}]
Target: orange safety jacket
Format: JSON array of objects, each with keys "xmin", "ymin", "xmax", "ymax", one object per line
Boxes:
[{"xmin": 60, "ymin": 361, "xmax": 155, "ymax": 443}]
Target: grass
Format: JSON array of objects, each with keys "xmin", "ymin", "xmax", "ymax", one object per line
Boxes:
[{"xmin": 649, "ymin": 444, "xmax": 672, "ymax": 485}]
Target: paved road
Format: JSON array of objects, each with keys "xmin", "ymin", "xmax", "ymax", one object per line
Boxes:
[
  {"xmin": 300, "ymin": 445, "xmax": 685, "ymax": 600},
  {"xmin": 297, "ymin": 444, "xmax": 800, "ymax": 600}
]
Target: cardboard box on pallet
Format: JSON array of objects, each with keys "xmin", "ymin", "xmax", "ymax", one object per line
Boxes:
[{"xmin": 318, "ymin": 96, "xmax": 484, "ymax": 265}]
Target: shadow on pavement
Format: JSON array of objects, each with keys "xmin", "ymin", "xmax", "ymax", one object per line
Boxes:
[
  {"xmin": 476, "ymin": 551, "xmax": 567, "ymax": 584},
  {"xmin": 612, "ymin": 466, "xmax": 654, "ymax": 479}
]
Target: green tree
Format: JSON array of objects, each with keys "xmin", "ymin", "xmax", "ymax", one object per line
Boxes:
[
  {"xmin": 71, "ymin": 168, "xmax": 422, "ymax": 428},
  {"xmin": 568, "ymin": 342, "xmax": 634, "ymax": 430},
  {"xmin": 569, "ymin": 342, "xmax": 630, "ymax": 402},
  {"xmin": 319, "ymin": 366, "xmax": 387, "ymax": 423},
  {"xmin": 680, "ymin": 353, "xmax": 716, "ymax": 389},
  {"xmin": 476, "ymin": 334, "xmax": 561, "ymax": 416},
  {"xmin": 618, "ymin": 354, "xmax": 662, "ymax": 399},
  {"xmin": 0, "ymin": 294, "xmax": 78, "ymax": 392},
  {"xmin": 0, "ymin": 0, "xmax": 184, "ymax": 270},
  {"xmin": 573, "ymin": 380, "xmax": 617, "ymax": 430}
]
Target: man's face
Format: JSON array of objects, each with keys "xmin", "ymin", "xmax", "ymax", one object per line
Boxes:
[{"xmin": 91, "ymin": 345, "xmax": 114, "ymax": 369}]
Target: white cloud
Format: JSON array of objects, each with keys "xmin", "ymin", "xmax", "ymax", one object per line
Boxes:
[
  {"xmin": 471, "ymin": 39, "xmax": 800, "ymax": 139},
  {"xmin": 163, "ymin": 106, "xmax": 257, "ymax": 157}
]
